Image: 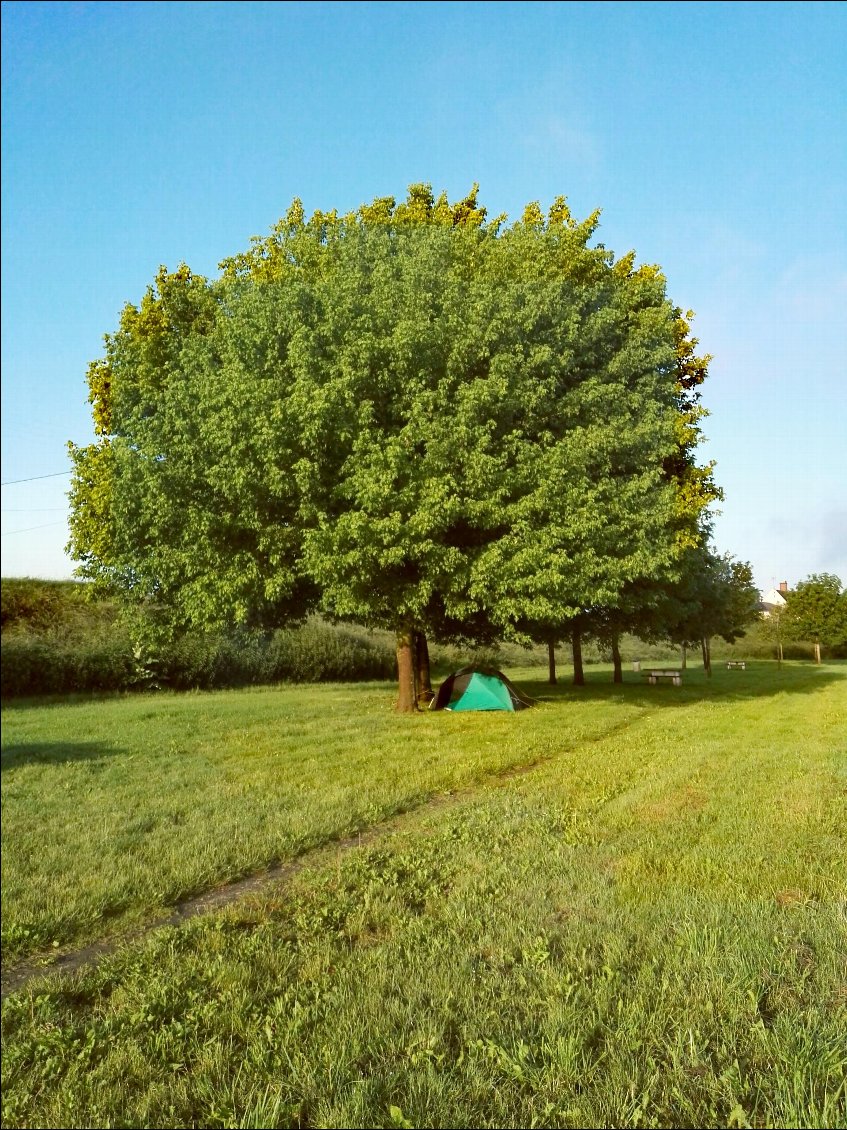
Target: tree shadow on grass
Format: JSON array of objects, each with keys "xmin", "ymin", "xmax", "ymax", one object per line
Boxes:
[
  {"xmin": 518, "ymin": 661, "xmax": 845, "ymax": 709},
  {"xmin": 1, "ymin": 741, "xmax": 123, "ymax": 773}
]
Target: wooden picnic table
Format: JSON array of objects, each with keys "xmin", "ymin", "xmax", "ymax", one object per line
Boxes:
[{"xmin": 641, "ymin": 669, "xmax": 682, "ymax": 686}]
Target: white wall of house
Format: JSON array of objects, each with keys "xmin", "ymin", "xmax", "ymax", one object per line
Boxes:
[
  {"xmin": 761, "ymin": 588, "xmax": 788, "ymax": 607},
  {"xmin": 760, "ymin": 587, "xmax": 789, "ymax": 616}
]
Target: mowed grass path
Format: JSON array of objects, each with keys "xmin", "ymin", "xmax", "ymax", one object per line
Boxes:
[{"xmin": 1, "ymin": 663, "xmax": 846, "ymax": 1128}]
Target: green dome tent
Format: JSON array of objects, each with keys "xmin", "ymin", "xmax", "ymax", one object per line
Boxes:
[{"xmin": 429, "ymin": 667, "xmax": 533, "ymax": 712}]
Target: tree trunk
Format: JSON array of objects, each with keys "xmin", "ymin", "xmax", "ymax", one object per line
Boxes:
[
  {"xmin": 547, "ymin": 638, "xmax": 557, "ymax": 685},
  {"xmin": 415, "ymin": 630, "xmax": 434, "ymax": 705},
  {"xmin": 680, "ymin": 643, "xmax": 687, "ymax": 670},
  {"xmin": 611, "ymin": 633, "xmax": 622, "ymax": 683},
  {"xmin": 572, "ymin": 628, "xmax": 585, "ymax": 686},
  {"xmin": 701, "ymin": 636, "xmax": 712, "ymax": 677},
  {"xmin": 814, "ymin": 639, "xmax": 821, "ymax": 665},
  {"xmin": 777, "ymin": 639, "xmax": 783, "ymax": 666},
  {"xmin": 395, "ymin": 624, "xmax": 418, "ymax": 713}
]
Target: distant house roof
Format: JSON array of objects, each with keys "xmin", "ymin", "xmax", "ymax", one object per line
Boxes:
[{"xmin": 759, "ymin": 586, "xmax": 791, "ymax": 617}]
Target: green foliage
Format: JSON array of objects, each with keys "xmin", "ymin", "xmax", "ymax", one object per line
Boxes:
[
  {"xmin": 647, "ymin": 547, "xmax": 760, "ymax": 648},
  {"xmin": 1, "ymin": 636, "xmax": 137, "ymax": 697},
  {"xmin": 1, "ymin": 581, "xmax": 394, "ymax": 697},
  {"xmin": 0, "ymin": 577, "xmax": 90, "ymax": 632},
  {"xmin": 666, "ymin": 307, "xmax": 722, "ymax": 542},
  {"xmin": 68, "ymin": 185, "xmax": 717, "ymax": 691},
  {"xmin": 732, "ymin": 615, "xmax": 824, "ymax": 661},
  {"xmin": 65, "ymin": 439, "xmax": 115, "ymax": 587},
  {"xmin": 160, "ymin": 620, "xmax": 396, "ymax": 690},
  {"xmin": 1, "ymin": 622, "xmax": 394, "ymax": 699},
  {"xmin": 286, "ymin": 199, "xmax": 684, "ymax": 639},
  {"xmin": 786, "ymin": 573, "xmax": 847, "ymax": 647}
]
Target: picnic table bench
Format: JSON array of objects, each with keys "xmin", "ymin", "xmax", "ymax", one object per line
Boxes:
[
  {"xmin": 726, "ymin": 660, "xmax": 746, "ymax": 670},
  {"xmin": 641, "ymin": 668, "xmax": 682, "ymax": 686}
]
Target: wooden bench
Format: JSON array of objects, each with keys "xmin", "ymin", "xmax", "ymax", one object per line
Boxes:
[
  {"xmin": 726, "ymin": 661, "xmax": 746, "ymax": 670},
  {"xmin": 641, "ymin": 669, "xmax": 682, "ymax": 686}
]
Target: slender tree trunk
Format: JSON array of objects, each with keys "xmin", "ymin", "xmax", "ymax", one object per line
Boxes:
[
  {"xmin": 415, "ymin": 630, "xmax": 434, "ymax": 705},
  {"xmin": 395, "ymin": 624, "xmax": 418, "ymax": 713},
  {"xmin": 777, "ymin": 639, "xmax": 783, "ymax": 666},
  {"xmin": 814, "ymin": 639, "xmax": 821, "ymax": 665},
  {"xmin": 611, "ymin": 633, "xmax": 622, "ymax": 684},
  {"xmin": 680, "ymin": 643, "xmax": 687, "ymax": 670},
  {"xmin": 701, "ymin": 636, "xmax": 712, "ymax": 677},
  {"xmin": 572, "ymin": 628, "xmax": 585, "ymax": 686},
  {"xmin": 547, "ymin": 638, "xmax": 557, "ymax": 685}
]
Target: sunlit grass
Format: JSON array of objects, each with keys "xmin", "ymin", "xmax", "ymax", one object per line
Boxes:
[
  {"xmin": 2, "ymin": 666, "xmax": 652, "ymax": 960},
  {"xmin": 2, "ymin": 662, "xmax": 845, "ymax": 1128}
]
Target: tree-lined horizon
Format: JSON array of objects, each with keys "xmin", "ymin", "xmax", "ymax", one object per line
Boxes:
[{"xmin": 69, "ymin": 184, "xmax": 749, "ymax": 710}]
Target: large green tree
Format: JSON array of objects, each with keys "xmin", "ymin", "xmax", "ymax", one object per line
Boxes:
[
  {"xmin": 69, "ymin": 186, "xmax": 717, "ymax": 711},
  {"xmin": 294, "ymin": 200, "xmax": 696, "ymax": 707}
]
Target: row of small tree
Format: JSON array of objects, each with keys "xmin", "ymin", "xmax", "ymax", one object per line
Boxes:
[{"xmin": 69, "ymin": 185, "xmax": 760, "ymax": 710}]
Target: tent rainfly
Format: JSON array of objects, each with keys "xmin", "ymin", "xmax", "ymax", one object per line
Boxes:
[{"xmin": 429, "ymin": 667, "xmax": 533, "ymax": 712}]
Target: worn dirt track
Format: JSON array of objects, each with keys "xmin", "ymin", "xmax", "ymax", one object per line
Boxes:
[{"xmin": 1, "ymin": 705, "xmax": 652, "ymax": 1002}]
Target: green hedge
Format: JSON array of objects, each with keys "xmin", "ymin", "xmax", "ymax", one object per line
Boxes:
[
  {"xmin": 0, "ymin": 637, "xmax": 136, "ymax": 696},
  {"xmin": 159, "ymin": 621, "xmax": 397, "ymax": 692},
  {"xmin": 1, "ymin": 619, "xmax": 396, "ymax": 698}
]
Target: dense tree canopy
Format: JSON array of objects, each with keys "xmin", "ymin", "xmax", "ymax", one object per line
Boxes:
[
  {"xmin": 785, "ymin": 573, "xmax": 847, "ymax": 663},
  {"xmin": 657, "ymin": 548, "xmax": 759, "ymax": 675},
  {"xmin": 69, "ymin": 185, "xmax": 720, "ymax": 709}
]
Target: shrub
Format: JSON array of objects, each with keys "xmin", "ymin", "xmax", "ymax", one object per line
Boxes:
[
  {"xmin": 1, "ymin": 578, "xmax": 90, "ymax": 632},
  {"xmin": 1, "ymin": 593, "xmax": 396, "ymax": 697},
  {"xmin": 265, "ymin": 620, "xmax": 396, "ymax": 684},
  {"xmin": 0, "ymin": 637, "xmax": 136, "ymax": 697}
]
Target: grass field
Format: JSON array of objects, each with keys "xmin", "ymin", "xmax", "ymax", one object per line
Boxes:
[{"xmin": 2, "ymin": 662, "xmax": 846, "ymax": 1128}]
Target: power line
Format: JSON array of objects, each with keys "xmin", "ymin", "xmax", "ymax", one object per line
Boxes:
[
  {"xmin": 1, "ymin": 471, "xmax": 71, "ymax": 486},
  {"xmin": 1, "ymin": 508, "xmax": 67, "ymax": 512},
  {"xmin": 1, "ymin": 520, "xmax": 67, "ymax": 536}
]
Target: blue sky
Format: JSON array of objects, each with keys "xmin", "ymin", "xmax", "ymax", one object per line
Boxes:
[{"xmin": 2, "ymin": 0, "xmax": 845, "ymax": 594}]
